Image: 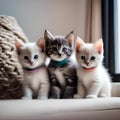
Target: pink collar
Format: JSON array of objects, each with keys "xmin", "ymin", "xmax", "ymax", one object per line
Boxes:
[
  {"xmin": 23, "ymin": 64, "xmax": 45, "ymax": 73},
  {"xmin": 82, "ymin": 66, "xmax": 96, "ymax": 72}
]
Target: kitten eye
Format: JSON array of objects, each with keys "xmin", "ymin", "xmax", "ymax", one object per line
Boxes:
[
  {"xmin": 81, "ymin": 56, "xmax": 85, "ymax": 60},
  {"xmin": 62, "ymin": 47, "xmax": 67, "ymax": 52},
  {"xmin": 34, "ymin": 55, "xmax": 39, "ymax": 59},
  {"xmin": 24, "ymin": 56, "xmax": 29, "ymax": 60},
  {"xmin": 91, "ymin": 56, "xmax": 95, "ymax": 60}
]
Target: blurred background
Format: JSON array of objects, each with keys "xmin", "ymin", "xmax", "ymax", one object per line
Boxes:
[
  {"xmin": 0, "ymin": 0, "xmax": 88, "ymax": 41},
  {"xmin": 0, "ymin": 0, "xmax": 120, "ymax": 79}
]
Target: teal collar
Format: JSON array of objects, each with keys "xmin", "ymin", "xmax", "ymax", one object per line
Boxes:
[{"xmin": 50, "ymin": 59, "xmax": 70, "ymax": 68}]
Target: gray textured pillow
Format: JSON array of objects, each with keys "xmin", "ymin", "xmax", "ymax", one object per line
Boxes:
[{"xmin": 0, "ymin": 15, "xmax": 28, "ymax": 99}]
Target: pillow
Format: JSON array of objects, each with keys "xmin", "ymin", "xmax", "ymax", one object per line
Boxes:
[{"xmin": 0, "ymin": 15, "xmax": 28, "ymax": 99}]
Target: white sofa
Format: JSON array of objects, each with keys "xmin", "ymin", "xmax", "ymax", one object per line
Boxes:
[{"xmin": 0, "ymin": 83, "xmax": 120, "ymax": 120}]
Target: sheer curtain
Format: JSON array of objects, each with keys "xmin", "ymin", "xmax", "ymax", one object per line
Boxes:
[
  {"xmin": 86, "ymin": 0, "xmax": 120, "ymax": 81},
  {"xmin": 72, "ymin": 0, "xmax": 102, "ymax": 63},
  {"xmin": 85, "ymin": 0, "xmax": 102, "ymax": 43}
]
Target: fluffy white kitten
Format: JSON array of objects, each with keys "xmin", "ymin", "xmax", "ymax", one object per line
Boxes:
[
  {"xmin": 74, "ymin": 37, "xmax": 111, "ymax": 99},
  {"xmin": 15, "ymin": 39, "xmax": 49, "ymax": 99}
]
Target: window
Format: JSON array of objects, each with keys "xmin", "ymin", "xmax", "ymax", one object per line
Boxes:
[
  {"xmin": 114, "ymin": 0, "xmax": 120, "ymax": 74},
  {"xmin": 102, "ymin": 0, "xmax": 120, "ymax": 82}
]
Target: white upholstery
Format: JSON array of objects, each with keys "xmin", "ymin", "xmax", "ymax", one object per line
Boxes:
[{"xmin": 0, "ymin": 83, "xmax": 120, "ymax": 120}]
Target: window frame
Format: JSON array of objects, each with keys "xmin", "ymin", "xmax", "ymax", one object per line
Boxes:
[{"xmin": 102, "ymin": 0, "xmax": 120, "ymax": 82}]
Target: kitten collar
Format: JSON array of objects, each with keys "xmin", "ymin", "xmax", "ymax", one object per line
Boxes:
[
  {"xmin": 50, "ymin": 59, "xmax": 70, "ymax": 68},
  {"xmin": 82, "ymin": 66, "xmax": 96, "ymax": 72},
  {"xmin": 23, "ymin": 64, "xmax": 45, "ymax": 72}
]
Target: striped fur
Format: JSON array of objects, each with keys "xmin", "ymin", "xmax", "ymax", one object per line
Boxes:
[{"xmin": 44, "ymin": 30, "xmax": 77, "ymax": 99}]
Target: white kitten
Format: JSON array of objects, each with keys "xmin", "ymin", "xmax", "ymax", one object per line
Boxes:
[
  {"xmin": 74, "ymin": 37, "xmax": 111, "ymax": 99},
  {"xmin": 15, "ymin": 39, "xmax": 49, "ymax": 99}
]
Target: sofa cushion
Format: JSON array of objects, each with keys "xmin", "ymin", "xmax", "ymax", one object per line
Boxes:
[{"xmin": 0, "ymin": 98, "xmax": 120, "ymax": 120}]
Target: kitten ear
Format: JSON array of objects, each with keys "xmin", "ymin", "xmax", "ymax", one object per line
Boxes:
[
  {"xmin": 65, "ymin": 31, "xmax": 74, "ymax": 47},
  {"xmin": 37, "ymin": 38, "xmax": 45, "ymax": 52},
  {"xmin": 15, "ymin": 40, "xmax": 25, "ymax": 55},
  {"xmin": 44, "ymin": 29, "xmax": 55, "ymax": 40},
  {"xmin": 94, "ymin": 38, "xmax": 103, "ymax": 54},
  {"xmin": 75, "ymin": 36, "xmax": 85, "ymax": 52}
]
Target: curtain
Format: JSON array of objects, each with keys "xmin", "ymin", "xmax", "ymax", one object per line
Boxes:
[
  {"xmin": 85, "ymin": 0, "xmax": 102, "ymax": 43},
  {"xmin": 85, "ymin": 0, "xmax": 120, "ymax": 82},
  {"xmin": 84, "ymin": 0, "xmax": 115, "ymax": 72}
]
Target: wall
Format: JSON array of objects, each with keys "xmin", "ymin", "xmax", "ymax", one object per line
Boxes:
[{"xmin": 0, "ymin": 0, "xmax": 87, "ymax": 42}]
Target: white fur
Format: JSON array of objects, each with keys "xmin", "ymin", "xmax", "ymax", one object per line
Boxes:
[
  {"xmin": 50, "ymin": 54, "xmax": 66, "ymax": 61},
  {"xmin": 17, "ymin": 42, "xmax": 49, "ymax": 99},
  {"xmin": 74, "ymin": 39, "xmax": 111, "ymax": 99},
  {"xmin": 18, "ymin": 43, "xmax": 46, "ymax": 69},
  {"xmin": 75, "ymin": 64, "xmax": 111, "ymax": 98},
  {"xmin": 23, "ymin": 67, "xmax": 49, "ymax": 99}
]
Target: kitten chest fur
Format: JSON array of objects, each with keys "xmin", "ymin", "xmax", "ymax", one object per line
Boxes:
[
  {"xmin": 77, "ymin": 64, "xmax": 111, "ymax": 89},
  {"xmin": 50, "ymin": 68, "xmax": 66, "ymax": 86},
  {"xmin": 23, "ymin": 67, "xmax": 49, "ymax": 92}
]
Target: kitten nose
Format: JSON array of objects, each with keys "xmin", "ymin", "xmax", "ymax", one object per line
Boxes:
[
  {"xmin": 86, "ymin": 61, "xmax": 89, "ymax": 66},
  {"xmin": 29, "ymin": 61, "xmax": 34, "ymax": 66},
  {"xmin": 58, "ymin": 53, "xmax": 62, "ymax": 56},
  {"xmin": 58, "ymin": 48, "xmax": 62, "ymax": 56}
]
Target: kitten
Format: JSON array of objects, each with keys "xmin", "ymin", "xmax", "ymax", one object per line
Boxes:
[
  {"xmin": 15, "ymin": 39, "xmax": 49, "ymax": 99},
  {"xmin": 74, "ymin": 37, "xmax": 111, "ymax": 98},
  {"xmin": 44, "ymin": 30, "xmax": 77, "ymax": 99}
]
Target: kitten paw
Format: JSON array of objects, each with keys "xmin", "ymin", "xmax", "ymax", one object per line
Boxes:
[
  {"xmin": 37, "ymin": 96, "xmax": 48, "ymax": 100},
  {"xmin": 22, "ymin": 96, "xmax": 32, "ymax": 100},
  {"xmin": 86, "ymin": 95, "xmax": 97, "ymax": 99},
  {"xmin": 73, "ymin": 94, "xmax": 83, "ymax": 99},
  {"xmin": 99, "ymin": 93, "xmax": 107, "ymax": 98}
]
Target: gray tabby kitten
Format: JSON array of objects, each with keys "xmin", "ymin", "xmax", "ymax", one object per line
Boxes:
[
  {"xmin": 44, "ymin": 30, "xmax": 77, "ymax": 99},
  {"xmin": 15, "ymin": 39, "xmax": 50, "ymax": 99}
]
